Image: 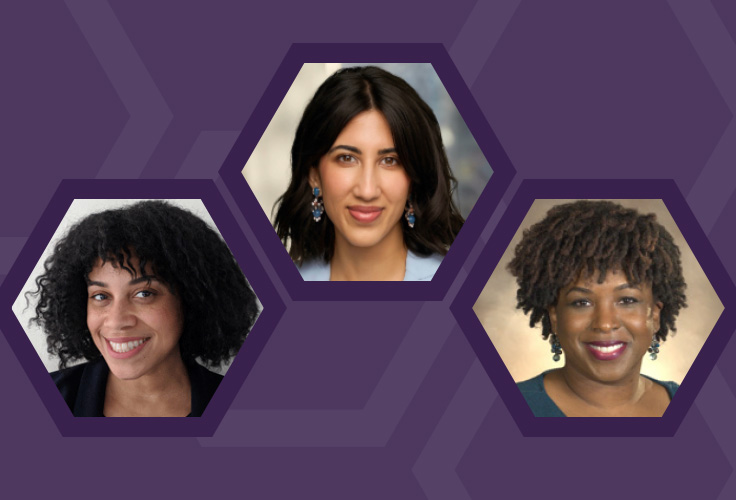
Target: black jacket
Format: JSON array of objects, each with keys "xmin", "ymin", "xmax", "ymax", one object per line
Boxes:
[{"xmin": 51, "ymin": 357, "xmax": 223, "ymax": 417}]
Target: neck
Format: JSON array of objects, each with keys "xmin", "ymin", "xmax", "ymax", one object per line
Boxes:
[
  {"xmin": 330, "ymin": 227, "xmax": 407, "ymax": 281},
  {"xmin": 105, "ymin": 352, "xmax": 191, "ymax": 417},
  {"xmin": 557, "ymin": 364, "xmax": 646, "ymax": 409}
]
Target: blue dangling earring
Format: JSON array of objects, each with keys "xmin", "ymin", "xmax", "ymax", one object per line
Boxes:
[
  {"xmin": 550, "ymin": 333, "xmax": 562, "ymax": 362},
  {"xmin": 648, "ymin": 336, "xmax": 660, "ymax": 360},
  {"xmin": 311, "ymin": 187, "xmax": 324, "ymax": 222},
  {"xmin": 404, "ymin": 202, "xmax": 416, "ymax": 229}
]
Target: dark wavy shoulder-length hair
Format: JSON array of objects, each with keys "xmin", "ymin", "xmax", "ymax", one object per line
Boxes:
[
  {"xmin": 274, "ymin": 65, "xmax": 465, "ymax": 264},
  {"xmin": 30, "ymin": 200, "xmax": 259, "ymax": 369},
  {"xmin": 508, "ymin": 200, "xmax": 687, "ymax": 342}
]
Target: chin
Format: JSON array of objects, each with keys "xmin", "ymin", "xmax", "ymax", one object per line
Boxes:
[
  {"xmin": 105, "ymin": 362, "xmax": 145, "ymax": 381},
  {"xmin": 347, "ymin": 237, "xmax": 385, "ymax": 249},
  {"xmin": 339, "ymin": 231, "xmax": 386, "ymax": 249},
  {"xmin": 588, "ymin": 365, "xmax": 638, "ymax": 384}
]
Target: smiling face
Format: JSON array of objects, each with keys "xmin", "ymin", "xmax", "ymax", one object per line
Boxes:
[
  {"xmin": 548, "ymin": 270, "xmax": 663, "ymax": 384},
  {"xmin": 309, "ymin": 110, "xmax": 411, "ymax": 254},
  {"xmin": 86, "ymin": 256, "xmax": 185, "ymax": 382}
]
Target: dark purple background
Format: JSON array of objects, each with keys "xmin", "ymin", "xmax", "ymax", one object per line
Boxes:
[{"xmin": 2, "ymin": 1, "xmax": 736, "ymax": 499}]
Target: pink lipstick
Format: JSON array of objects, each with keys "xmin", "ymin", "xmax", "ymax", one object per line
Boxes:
[
  {"xmin": 348, "ymin": 206, "xmax": 382, "ymax": 223},
  {"xmin": 585, "ymin": 341, "xmax": 627, "ymax": 361}
]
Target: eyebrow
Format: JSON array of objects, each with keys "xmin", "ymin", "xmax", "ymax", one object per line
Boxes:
[
  {"xmin": 328, "ymin": 145, "xmax": 361, "ymax": 154},
  {"xmin": 565, "ymin": 283, "xmax": 641, "ymax": 295},
  {"xmin": 327, "ymin": 145, "xmax": 397, "ymax": 156},
  {"xmin": 87, "ymin": 275, "xmax": 161, "ymax": 287}
]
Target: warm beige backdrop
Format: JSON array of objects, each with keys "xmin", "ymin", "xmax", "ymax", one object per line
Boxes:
[{"xmin": 473, "ymin": 199, "xmax": 723, "ymax": 385}]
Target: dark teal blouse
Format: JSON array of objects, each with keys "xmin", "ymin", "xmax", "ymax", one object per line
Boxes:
[{"xmin": 517, "ymin": 370, "xmax": 679, "ymax": 417}]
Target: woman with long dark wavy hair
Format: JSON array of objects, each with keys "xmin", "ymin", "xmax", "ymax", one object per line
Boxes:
[{"xmin": 274, "ymin": 66, "xmax": 464, "ymax": 281}]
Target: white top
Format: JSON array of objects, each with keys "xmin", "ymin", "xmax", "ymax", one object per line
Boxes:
[{"xmin": 298, "ymin": 251, "xmax": 443, "ymax": 281}]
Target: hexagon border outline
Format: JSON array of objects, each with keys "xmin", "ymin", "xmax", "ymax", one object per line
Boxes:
[
  {"xmin": 450, "ymin": 178, "xmax": 736, "ymax": 437},
  {"xmin": 218, "ymin": 42, "xmax": 515, "ymax": 301},
  {"xmin": 0, "ymin": 179, "xmax": 285, "ymax": 437}
]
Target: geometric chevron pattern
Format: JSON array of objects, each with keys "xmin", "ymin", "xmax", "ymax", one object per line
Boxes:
[{"xmin": 2, "ymin": 1, "xmax": 736, "ymax": 498}]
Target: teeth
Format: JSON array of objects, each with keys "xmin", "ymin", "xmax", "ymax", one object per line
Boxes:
[
  {"xmin": 109, "ymin": 339, "xmax": 146, "ymax": 353},
  {"xmin": 589, "ymin": 343, "xmax": 623, "ymax": 353}
]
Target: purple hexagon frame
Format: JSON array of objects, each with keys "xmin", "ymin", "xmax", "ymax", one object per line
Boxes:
[
  {"xmin": 0, "ymin": 179, "xmax": 285, "ymax": 436},
  {"xmin": 451, "ymin": 179, "xmax": 736, "ymax": 437},
  {"xmin": 219, "ymin": 43, "xmax": 515, "ymax": 300}
]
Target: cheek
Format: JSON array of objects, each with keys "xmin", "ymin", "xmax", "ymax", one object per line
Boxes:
[
  {"xmin": 172, "ymin": 313, "xmax": 185, "ymax": 340},
  {"xmin": 86, "ymin": 311, "xmax": 106, "ymax": 351},
  {"xmin": 86, "ymin": 308, "xmax": 100, "ymax": 332},
  {"xmin": 623, "ymin": 307, "xmax": 654, "ymax": 330},
  {"xmin": 642, "ymin": 314, "xmax": 658, "ymax": 334},
  {"xmin": 555, "ymin": 311, "xmax": 586, "ymax": 335},
  {"xmin": 156, "ymin": 304, "xmax": 185, "ymax": 341},
  {"xmin": 319, "ymin": 166, "xmax": 352, "ymax": 201},
  {"xmin": 389, "ymin": 172, "xmax": 411, "ymax": 201}
]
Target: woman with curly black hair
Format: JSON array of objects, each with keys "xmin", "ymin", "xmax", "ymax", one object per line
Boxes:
[
  {"xmin": 274, "ymin": 66, "xmax": 464, "ymax": 281},
  {"xmin": 507, "ymin": 200, "xmax": 687, "ymax": 417},
  {"xmin": 29, "ymin": 200, "xmax": 259, "ymax": 417}
]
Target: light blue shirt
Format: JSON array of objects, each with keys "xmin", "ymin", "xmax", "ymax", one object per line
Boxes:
[{"xmin": 298, "ymin": 251, "xmax": 442, "ymax": 281}]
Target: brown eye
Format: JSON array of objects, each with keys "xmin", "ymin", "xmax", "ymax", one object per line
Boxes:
[
  {"xmin": 337, "ymin": 154, "xmax": 357, "ymax": 164},
  {"xmin": 570, "ymin": 299, "xmax": 591, "ymax": 308}
]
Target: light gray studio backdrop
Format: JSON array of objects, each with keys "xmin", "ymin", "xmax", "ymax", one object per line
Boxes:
[
  {"xmin": 12, "ymin": 199, "xmax": 259, "ymax": 374},
  {"xmin": 242, "ymin": 62, "xmax": 491, "ymax": 227},
  {"xmin": 473, "ymin": 199, "xmax": 724, "ymax": 385}
]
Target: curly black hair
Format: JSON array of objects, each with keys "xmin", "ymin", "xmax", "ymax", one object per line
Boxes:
[
  {"xmin": 30, "ymin": 200, "xmax": 259, "ymax": 369},
  {"xmin": 274, "ymin": 66, "xmax": 464, "ymax": 264},
  {"xmin": 508, "ymin": 200, "xmax": 687, "ymax": 342}
]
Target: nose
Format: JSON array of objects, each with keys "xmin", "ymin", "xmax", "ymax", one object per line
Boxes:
[
  {"xmin": 591, "ymin": 302, "xmax": 620, "ymax": 332},
  {"xmin": 353, "ymin": 165, "xmax": 381, "ymax": 200},
  {"xmin": 104, "ymin": 299, "xmax": 136, "ymax": 330}
]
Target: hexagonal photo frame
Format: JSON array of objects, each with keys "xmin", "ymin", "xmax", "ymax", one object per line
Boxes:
[
  {"xmin": 219, "ymin": 43, "xmax": 514, "ymax": 301},
  {"xmin": 451, "ymin": 179, "xmax": 736, "ymax": 436},
  {"xmin": 0, "ymin": 179, "xmax": 284, "ymax": 436}
]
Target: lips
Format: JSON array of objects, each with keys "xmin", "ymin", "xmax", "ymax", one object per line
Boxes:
[
  {"xmin": 105, "ymin": 337, "xmax": 149, "ymax": 359},
  {"xmin": 348, "ymin": 206, "xmax": 382, "ymax": 223},
  {"xmin": 585, "ymin": 341, "xmax": 627, "ymax": 361}
]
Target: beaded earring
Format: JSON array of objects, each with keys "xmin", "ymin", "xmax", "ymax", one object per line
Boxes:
[
  {"xmin": 648, "ymin": 336, "xmax": 660, "ymax": 360},
  {"xmin": 550, "ymin": 333, "xmax": 562, "ymax": 362},
  {"xmin": 311, "ymin": 187, "xmax": 324, "ymax": 222},
  {"xmin": 404, "ymin": 202, "xmax": 416, "ymax": 229}
]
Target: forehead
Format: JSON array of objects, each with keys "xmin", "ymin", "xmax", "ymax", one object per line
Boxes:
[
  {"xmin": 565, "ymin": 269, "xmax": 651, "ymax": 291},
  {"xmin": 332, "ymin": 110, "xmax": 393, "ymax": 146}
]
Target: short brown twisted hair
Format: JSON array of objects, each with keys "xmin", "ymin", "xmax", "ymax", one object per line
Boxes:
[{"xmin": 508, "ymin": 200, "xmax": 687, "ymax": 342}]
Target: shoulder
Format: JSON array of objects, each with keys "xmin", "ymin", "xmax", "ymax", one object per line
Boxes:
[
  {"xmin": 404, "ymin": 252, "xmax": 443, "ymax": 281},
  {"xmin": 50, "ymin": 358, "xmax": 108, "ymax": 416},
  {"xmin": 187, "ymin": 361, "xmax": 224, "ymax": 417},
  {"xmin": 298, "ymin": 259, "xmax": 330, "ymax": 281},
  {"xmin": 517, "ymin": 372, "xmax": 546, "ymax": 396},
  {"xmin": 50, "ymin": 363, "xmax": 86, "ymax": 400},
  {"xmin": 517, "ymin": 371, "xmax": 566, "ymax": 417},
  {"xmin": 643, "ymin": 375, "xmax": 679, "ymax": 400}
]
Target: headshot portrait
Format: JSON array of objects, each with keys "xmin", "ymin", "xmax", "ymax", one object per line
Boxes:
[
  {"xmin": 474, "ymin": 199, "xmax": 723, "ymax": 417},
  {"xmin": 14, "ymin": 199, "xmax": 260, "ymax": 417},
  {"xmin": 243, "ymin": 63, "xmax": 491, "ymax": 281}
]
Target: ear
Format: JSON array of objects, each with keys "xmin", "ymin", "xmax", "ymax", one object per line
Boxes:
[
  {"xmin": 547, "ymin": 305, "xmax": 557, "ymax": 334},
  {"xmin": 309, "ymin": 167, "xmax": 321, "ymax": 191},
  {"xmin": 652, "ymin": 300, "xmax": 663, "ymax": 333}
]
